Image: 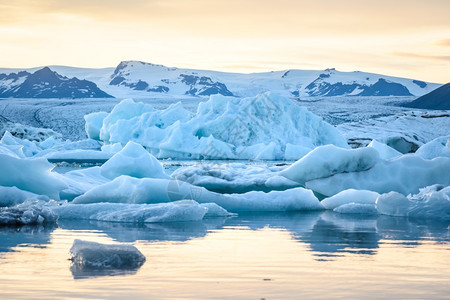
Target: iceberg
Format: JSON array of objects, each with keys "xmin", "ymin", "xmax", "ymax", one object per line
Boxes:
[
  {"xmin": 89, "ymin": 93, "xmax": 348, "ymax": 160},
  {"xmin": 333, "ymin": 203, "xmax": 378, "ymax": 215},
  {"xmin": 54, "ymin": 200, "xmax": 209, "ymax": 223},
  {"xmin": 84, "ymin": 111, "xmax": 108, "ymax": 140},
  {"xmin": 100, "ymin": 141, "xmax": 169, "ymax": 180},
  {"xmin": 59, "ymin": 167, "xmax": 110, "ymax": 200},
  {"xmin": 171, "ymin": 162, "xmax": 299, "ymax": 193},
  {"xmin": 281, "ymin": 145, "xmax": 380, "ymax": 185},
  {"xmin": 0, "ymin": 153, "xmax": 67, "ymax": 200},
  {"xmin": 321, "ymin": 189, "xmax": 380, "ymax": 210},
  {"xmin": 0, "ymin": 186, "xmax": 50, "ymax": 207},
  {"xmin": 72, "ymin": 175, "xmax": 322, "ymax": 212},
  {"xmin": 70, "ymin": 239, "xmax": 146, "ymax": 269},
  {"xmin": 0, "ymin": 200, "xmax": 58, "ymax": 226},
  {"xmin": 305, "ymin": 156, "xmax": 450, "ymax": 197},
  {"xmin": 414, "ymin": 135, "xmax": 450, "ymax": 159},
  {"xmin": 1, "ymin": 131, "xmax": 41, "ymax": 157},
  {"xmin": 376, "ymin": 185, "xmax": 450, "ymax": 220},
  {"xmin": 367, "ymin": 139, "xmax": 402, "ymax": 160}
]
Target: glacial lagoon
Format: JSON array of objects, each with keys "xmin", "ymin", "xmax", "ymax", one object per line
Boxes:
[{"xmin": 0, "ymin": 211, "xmax": 449, "ymax": 299}]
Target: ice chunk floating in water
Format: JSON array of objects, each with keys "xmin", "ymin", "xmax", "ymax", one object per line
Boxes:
[
  {"xmin": 54, "ymin": 200, "xmax": 210, "ymax": 223},
  {"xmin": 171, "ymin": 162, "xmax": 299, "ymax": 193},
  {"xmin": 0, "ymin": 153, "xmax": 66, "ymax": 200},
  {"xmin": 376, "ymin": 185, "xmax": 450, "ymax": 220},
  {"xmin": 87, "ymin": 93, "xmax": 348, "ymax": 160},
  {"xmin": 0, "ymin": 200, "xmax": 58, "ymax": 226},
  {"xmin": 305, "ymin": 156, "xmax": 450, "ymax": 197},
  {"xmin": 281, "ymin": 145, "xmax": 380, "ymax": 185},
  {"xmin": 72, "ymin": 175, "xmax": 323, "ymax": 212},
  {"xmin": 100, "ymin": 141, "xmax": 169, "ymax": 180},
  {"xmin": 70, "ymin": 239, "xmax": 146, "ymax": 270}
]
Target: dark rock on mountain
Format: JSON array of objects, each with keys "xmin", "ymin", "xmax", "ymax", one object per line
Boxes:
[
  {"xmin": 0, "ymin": 67, "xmax": 113, "ymax": 98},
  {"xmin": 306, "ymin": 76, "xmax": 413, "ymax": 97},
  {"xmin": 179, "ymin": 74, "xmax": 233, "ymax": 96},
  {"xmin": 405, "ymin": 83, "xmax": 450, "ymax": 110}
]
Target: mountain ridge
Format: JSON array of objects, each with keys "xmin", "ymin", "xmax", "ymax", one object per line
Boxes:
[{"xmin": 0, "ymin": 61, "xmax": 442, "ymax": 99}]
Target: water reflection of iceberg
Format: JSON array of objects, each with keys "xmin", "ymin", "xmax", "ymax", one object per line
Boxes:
[
  {"xmin": 221, "ymin": 212, "xmax": 449, "ymax": 259},
  {"xmin": 299, "ymin": 212, "xmax": 380, "ymax": 257},
  {"xmin": 57, "ymin": 218, "xmax": 228, "ymax": 243},
  {"xmin": 0, "ymin": 225, "xmax": 56, "ymax": 254}
]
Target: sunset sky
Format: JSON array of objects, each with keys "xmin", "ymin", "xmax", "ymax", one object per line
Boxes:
[{"xmin": 1, "ymin": 0, "xmax": 449, "ymax": 83}]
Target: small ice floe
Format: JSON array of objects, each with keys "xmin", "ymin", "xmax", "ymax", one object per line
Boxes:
[
  {"xmin": 0, "ymin": 200, "xmax": 58, "ymax": 226},
  {"xmin": 69, "ymin": 239, "xmax": 146, "ymax": 277}
]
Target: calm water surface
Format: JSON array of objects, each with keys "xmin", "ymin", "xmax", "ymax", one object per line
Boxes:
[{"xmin": 0, "ymin": 212, "xmax": 449, "ymax": 299}]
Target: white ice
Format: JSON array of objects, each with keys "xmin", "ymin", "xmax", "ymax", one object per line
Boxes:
[
  {"xmin": 171, "ymin": 162, "xmax": 299, "ymax": 193},
  {"xmin": 54, "ymin": 200, "xmax": 208, "ymax": 223},
  {"xmin": 0, "ymin": 200, "xmax": 58, "ymax": 225},
  {"xmin": 414, "ymin": 135, "xmax": 450, "ymax": 159},
  {"xmin": 306, "ymin": 156, "xmax": 450, "ymax": 197},
  {"xmin": 0, "ymin": 153, "xmax": 67, "ymax": 200},
  {"xmin": 72, "ymin": 175, "xmax": 323, "ymax": 212},
  {"xmin": 376, "ymin": 185, "xmax": 450, "ymax": 220},
  {"xmin": 0, "ymin": 186, "xmax": 50, "ymax": 207},
  {"xmin": 333, "ymin": 203, "xmax": 378, "ymax": 215},
  {"xmin": 321, "ymin": 189, "xmax": 380, "ymax": 210},
  {"xmin": 281, "ymin": 145, "xmax": 380, "ymax": 185},
  {"xmin": 70, "ymin": 239, "xmax": 146, "ymax": 269},
  {"xmin": 89, "ymin": 93, "xmax": 348, "ymax": 160},
  {"xmin": 100, "ymin": 141, "xmax": 169, "ymax": 180},
  {"xmin": 367, "ymin": 139, "xmax": 402, "ymax": 160}
]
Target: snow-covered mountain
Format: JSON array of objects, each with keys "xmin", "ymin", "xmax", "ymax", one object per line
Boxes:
[
  {"xmin": 0, "ymin": 67, "xmax": 112, "ymax": 98},
  {"xmin": 0, "ymin": 61, "xmax": 441, "ymax": 99}
]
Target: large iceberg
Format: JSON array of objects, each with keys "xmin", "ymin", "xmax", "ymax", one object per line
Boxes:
[
  {"xmin": 88, "ymin": 93, "xmax": 348, "ymax": 160},
  {"xmin": 305, "ymin": 155, "xmax": 450, "ymax": 197}
]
